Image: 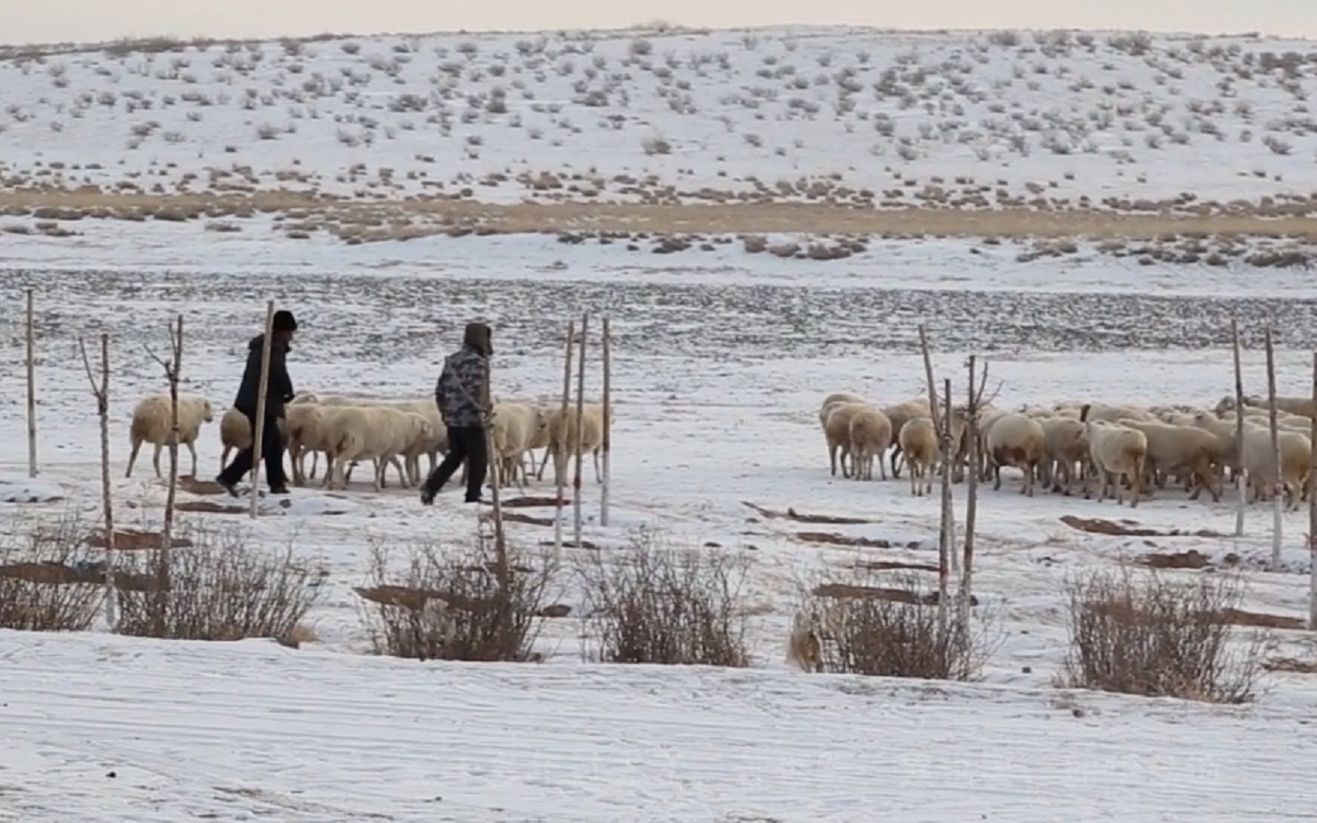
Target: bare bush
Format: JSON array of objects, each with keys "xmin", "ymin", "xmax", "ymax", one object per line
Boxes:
[
  {"xmin": 578, "ymin": 532, "xmax": 750, "ymax": 667},
  {"xmin": 0, "ymin": 514, "xmax": 104, "ymax": 632},
  {"xmin": 359, "ymin": 537, "xmax": 554, "ymax": 662},
  {"xmin": 798, "ymin": 574, "xmax": 992, "ymax": 680},
  {"xmin": 1060, "ymin": 570, "xmax": 1264, "ymax": 703},
  {"xmin": 1263, "ymin": 134, "xmax": 1293, "ymax": 155},
  {"xmin": 115, "ymin": 524, "xmax": 322, "ymax": 641},
  {"xmin": 641, "ymin": 135, "xmax": 672, "ymax": 155}
]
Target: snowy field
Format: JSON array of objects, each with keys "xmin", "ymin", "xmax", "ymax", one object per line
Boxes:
[
  {"xmin": 3, "ymin": 23, "xmax": 1317, "ymax": 823},
  {"xmin": 4, "ymin": 231, "xmax": 1317, "ymax": 819}
]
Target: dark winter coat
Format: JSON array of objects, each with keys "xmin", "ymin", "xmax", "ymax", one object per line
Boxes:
[
  {"xmin": 435, "ymin": 324, "xmax": 491, "ymax": 428},
  {"xmin": 233, "ymin": 334, "xmax": 295, "ymax": 418}
]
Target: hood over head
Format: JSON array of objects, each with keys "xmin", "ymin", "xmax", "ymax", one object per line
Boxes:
[{"xmin": 463, "ymin": 321, "xmax": 492, "ymax": 356}]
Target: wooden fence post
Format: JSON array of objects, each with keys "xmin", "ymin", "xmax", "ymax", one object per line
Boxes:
[
  {"xmin": 26, "ymin": 288, "xmax": 37, "ymax": 478},
  {"xmin": 1308, "ymin": 351, "xmax": 1316, "ymax": 630},
  {"xmin": 1264, "ymin": 327, "xmax": 1282, "ymax": 570},
  {"xmin": 1232, "ymin": 319, "xmax": 1246, "ymax": 537},
  {"xmin": 145, "ymin": 316, "xmax": 184, "ymax": 636},
  {"xmin": 554, "ymin": 320, "xmax": 574, "ymax": 555},
  {"xmin": 917, "ymin": 326, "xmax": 949, "ymax": 629},
  {"xmin": 601, "ymin": 317, "xmax": 612, "ymax": 528},
  {"xmin": 250, "ymin": 302, "xmax": 275, "ymax": 519},
  {"xmin": 574, "ymin": 313, "xmax": 589, "ymax": 547},
  {"xmin": 80, "ymin": 334, "xmax": 116, "ymax": 627}
]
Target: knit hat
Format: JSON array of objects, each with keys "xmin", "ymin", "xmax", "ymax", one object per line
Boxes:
[
  {"xmin": 463, "ymin": 321, "xmax": 492, "ymax": 356},
  {"xmin": 273, "ymin": 310, "xmax": 298, "ymax": 333}
]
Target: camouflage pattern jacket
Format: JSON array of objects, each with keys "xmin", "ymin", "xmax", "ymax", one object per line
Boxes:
[{"xmin": 435, "ymin": 344, "xmax": 488, "ymax": 428}]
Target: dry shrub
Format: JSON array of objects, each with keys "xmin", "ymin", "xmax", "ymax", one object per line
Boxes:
[
  {"xmin": 798, "ymin": 574, "xmax": 992, "ymax": 680},
  {"xmin": 578, "ymin": 531, "xmax": 750, "ymax": 667},
  {"xmin": 0, "ymin": 514, "xmax": 104, "ymax": 631},
  {"xmin": 359, "ymin": 537, "xmax": 554, "ymax": 662},
  {"xmin": 1060, "ymin": 570, "xmax": 1263, "ymax": 703},
  {"xmin": 114, "ymin": 524, "xmax": 322, "ymax": 641}
]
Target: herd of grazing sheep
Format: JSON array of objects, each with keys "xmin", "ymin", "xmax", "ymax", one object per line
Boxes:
[
  {"xmin": 125, "ymin": 391, "xmax": 606, "ymax": 493},
  {"xmin": 820, "ymin": 391, "xmax": 1316, "ymax": 510}
]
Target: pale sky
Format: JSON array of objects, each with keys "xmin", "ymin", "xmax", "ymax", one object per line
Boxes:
[{"xmin": 3, "ymin": 0, "xmax": 1314, "ymax": 45}]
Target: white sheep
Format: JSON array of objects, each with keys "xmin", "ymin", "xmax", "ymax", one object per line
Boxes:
[
  {"xmin": 1116, "ymin": 418, "xmax": 1223, "ymax": 502},
  {"xmin": 819, "ymin": 393, "xmax": 865, "ymax": 476},
  {"xmin": 1238, "ymin": 422, "xmax": 1311, "ymax": 509},
  {"xmin": 1083, "ymin": 420, "xmax": 1148, "ymax": 507},
  {"xmin": 882, "ymin": 398, "xmax": 932, "ymax": 478},
  {"xmin": 127, "ymin": 393, "xmax": 214, "ymax": 479},
  {"xmin": 539, "ymin": 404, "xmax": 605, "ymax": 486},
  {"xmin": 822, "ymin": 402, "xmax": 871, "ymax": 478},
  {"xmin": 1038, "ymin": 416, "xmax": 1088, "ymax": 495},
  {"xmin": 1079, "ymin": 403, "xmax": 1155, "ymax": 425},
  {"xmin": 324, "ymin": 406, "xmax": 433, "ymax": 492},
  {"xmin": 847, "ymin": 408, "xmax": 893, "ymax": 481},
  {"xmin": 285, "ymin": 404, "xmax": 333, "ymax": 487},
  {"xmin": 491, "ymin": 403, "xmax": 549, "ymax": 488},
  {"xmin": 218, "ymin": 407, "xmax": 288, "ymax": 469},
  {"xmin": 898, "ymin": 416, "xmax": 938, "ymax": 497},
  {"xmin": 984, "ymin": 413, "xmax": 1046, "ymax": 496}
]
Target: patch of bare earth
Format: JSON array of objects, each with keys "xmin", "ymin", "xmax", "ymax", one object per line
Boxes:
[{"xmin": 1, "ymin": 191, "xmax": 1314, "ymax": 240}]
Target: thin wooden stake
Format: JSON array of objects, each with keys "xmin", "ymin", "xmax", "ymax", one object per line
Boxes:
[
  {"xmin": 1232, "ymin": 319, "xmax": 1246, "ymax": 537},
  {"xmin": 554, "ymin": 320, "xmax": 574, "ymax": 555},
  {"xmin": 574, "ymin": 313, "xmax": 589, "ymax": 548},
  {"xmin": 26, "ymin": 288, "xmax": 37, "ymax": 478},
  {"xmin": 250, "ymin": 302, "xmax": 276, "ymax": 519},
  {"xmin": 601, "ymin": 316, "xmax": 612, "ymax": 528},
  {"xmin": 917, "ymin": 326, "xmax": 948, "ymax": 629},
  {"xmin": 145, "ymin": 316, "xmax": 184, "ymax": 635},
  {"xmin": 962, "ymin": 355, "xmax": 987, "ymax": 629},
  {"xmin": 483, "ymin": 355, "xmax": 508, "ymax": 587},
  {"xmin": 80, "ymin": 334, "xmax": 116, "ymax": 628},
  {"xmin": 1309, "ymin": 351, "xmax": 1317, "ymax": 630},
  {"xmin": 943, "ymin": 377, "xmax": 957, "ymax": 574},
  {"xmin": 1265, "ymin": 328, "xmax": 1283, "ymax": 570}
]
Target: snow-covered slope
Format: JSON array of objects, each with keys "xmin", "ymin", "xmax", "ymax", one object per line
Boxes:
[{"xmin": 1, "ymin": 27, "xmax": 1314, "ymax": 210}]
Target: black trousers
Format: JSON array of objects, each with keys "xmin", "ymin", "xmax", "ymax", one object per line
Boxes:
[
  {"xmin": 219, "ymin": 410, "xmax": 287, "ymax": 489},
  {"xmin": 424, "ymin": 426, "xmax": 487, "ymax": 502}
]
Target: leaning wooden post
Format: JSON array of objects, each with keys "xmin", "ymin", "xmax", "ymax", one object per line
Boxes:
[
  {"xmin": 483, "ymin": 354, "xmax": 508, "ymax": 586},
  {"xmin": 80, "ymin": 334, "xmax": 116, "ymax": 627},
  {"xmin": 1309, "ymin": 351, "xmax": 1317, "ymax": 629},
  {"xmin": 1231, "ymin": 319, "xmax": 1246, "ymax": 537},
  {"xmin": 573, "ymin": 313, "xmax": 590, "ymax": 547},
  {"xmin": 1264, "ymin": 328, "xmax": 1283, "ymax": 570},
  {"xmin": 553, "ymin": 319, "xmax": 575, "ymax": 555},
  {"xmin": 26, "ymin": 288, "xmax": 37, "ymax": 478},
  {"xmin": 962, "ymin": 356, "xmax": 985, "ymax": 628},
  {"xmin": 917, "ymin": 325, "xmax": 948, "ymax": 628},
  {"xmin": 249, "ymin": 302, "xmax": 276, "ymax": 519},
  {"xmin": 943, "ymin": 378, "xmax": 957, "ymax": 573},
  {"xmin": 601, "ymin": 316, "xmax": 612, "ymax": 527},
  {"xmin": 157, "ymin": 316, "xmax": 183, "ymax": 636}
]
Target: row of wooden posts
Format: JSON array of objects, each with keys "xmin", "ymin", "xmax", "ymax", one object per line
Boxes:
[
  {"xmin": 21, "ymin": 291, "xmax": 613, "ymax": 623},
  {"xmin": 16, "ymin": 289, "xmax": 1317, "ymax": 630},
  {"xmin": 912, "ymin": 322, "xmax": 1317, "ymax": 632}
]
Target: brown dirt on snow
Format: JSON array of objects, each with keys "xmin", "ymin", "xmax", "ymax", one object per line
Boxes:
[{"xmin": 6, "ymin": 190, "xmax": 1311, "ymax": 239}]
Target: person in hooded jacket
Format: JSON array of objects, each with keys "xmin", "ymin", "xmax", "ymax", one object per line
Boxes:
[
  {"xmin": 421, "ymin": 321, "xmax": 492, "ymax": 505},
  {"xmin": 216, "ymin": 310, "xmax": 298, "ymax": 496}
]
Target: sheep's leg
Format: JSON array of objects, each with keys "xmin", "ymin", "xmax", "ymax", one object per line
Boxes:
[
  {"xmin": 992, "ymin": 462, "xmax": 1002, "ymax": 491},
  {"xmin": 1130, "ymin": 467, "xmax": 1142, "ymax": 508},
  {"xmin": 126, "ymin": 438, "xmax": 142, "ymax": 479},
  {"xmin": 909, "ymin": 463, "xmax": 917, "ymax": 496},
  {"xmin": 390, "ymin": 456, "xmax": 409, "ymax": 488},
  {"xmin": 537, "ymin": 447, "xmax": 553, "ymax": 482},
  {"xmin": 890, "ymin": 445, "xmax": 903, "ymax": 479},
  {"xmin": 309, "ymin": 450, "xmax": 319, "ymax": 480},
  {"xmin": 153, "ymin": 443, "xmax": 164, "ymax": 479},
  {"xmin": 187, "ymin": 441, "xmax": 198, "ymax": 478},
  {"xmin": 372, "ymin": 458, "xmax": 384, "ymax": 493}
]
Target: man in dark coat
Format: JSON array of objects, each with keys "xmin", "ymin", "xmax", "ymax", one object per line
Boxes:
[
  {"xmin": 217, "ymin": 310, "xmax": 298, "ymax": 496},
  {"xmin": 420, "ymin": 321, "xmax": 492, "ymax": 505}
]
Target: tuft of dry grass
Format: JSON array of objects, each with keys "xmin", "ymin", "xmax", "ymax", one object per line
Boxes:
[
  {"xmin": 358, "ymin": 537, "xmax": 554, "ymax": 662},
  {"xmin": 797, "ymin": 573, "xmax": 992, "ymax": 680},
  {"xmin": 1059, "ymin": 570, "xmax": 1264, "ymax": 703},
  {"xmin": 114, "ymin": 524, "xmax": 322, "ymax": 641},
  {"xmin": 577, "ymin": 531, "xmax": 751, "ymax": 667},
  {"xmin": 0, "ymin": 513, "xmax": 104, "ymax": 632}
]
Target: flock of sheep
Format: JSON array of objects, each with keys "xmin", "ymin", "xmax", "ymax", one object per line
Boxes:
[
  {"xmin": 125, "ymin": 391, "xmax": 607, "ymax": 493},
  {"xmin": 820, "ymin": 391, "xmax": 1316, "ymax": 509}
]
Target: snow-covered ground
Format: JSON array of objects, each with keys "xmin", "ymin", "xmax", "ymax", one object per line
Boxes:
[
  {"xmin": 0, "ymin": 27, "xmax": 1314, "ymax": 210},
  {"xmin": 3, "ymin": 235, "xmax": 1317, "ymax": 818},
  {"xmin": 3, "ymin": 23, "xmax": 1317, "ymax": 823}
]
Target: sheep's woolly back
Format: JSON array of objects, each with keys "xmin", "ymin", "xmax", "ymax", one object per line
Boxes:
[{"xmin": 130, "ymin": 394, "xmax": 213, "ymax": 443}]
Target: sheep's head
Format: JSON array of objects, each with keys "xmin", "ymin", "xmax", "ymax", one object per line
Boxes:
[{"xmin": 202, "ymin": 400, "xmax": 214, "ymax": 422}]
